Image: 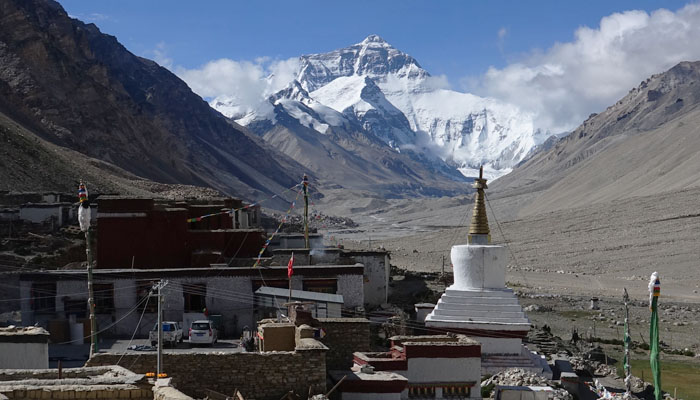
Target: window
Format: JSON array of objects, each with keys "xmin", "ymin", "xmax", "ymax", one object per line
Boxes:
[
  {"xmin": 31, "ymin": 282, "xmax": 56, "ymax": 312},
  {"xmin": 443, "ymin": 385, "xmax": 471, "ymax": 398},
  {"xmin": 136, "ymin": 281, "xmax": 158, "ymax": 313},
  {"xmin": 63, "ymin": 299, "xmax": 87, "ymax": 318},
  {"xmin": 191, "ymin": 321, "xmax": 212, "ymax": 331},
  {"xmin": 251, "ymin": 209, "xmax": 258, "ymax": 224},
  {"xmin": 183, "ymin": 283, "xmax": 207, "ymax": 313},
  {"xmin": 93, "ymin": 283, "xmax": 114, "ymax": 313},
  {"xmin": 408, "ymin": 386, "xmax": 435, "ymax": 398},
  {"xmin": 303, "ymin": 279, "xmax": 337, "ymax": 294}
]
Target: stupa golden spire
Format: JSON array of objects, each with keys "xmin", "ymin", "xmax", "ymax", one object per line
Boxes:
[{"xmin": 468, "ymin": 166, "xmax": 490, "ymax": 243}]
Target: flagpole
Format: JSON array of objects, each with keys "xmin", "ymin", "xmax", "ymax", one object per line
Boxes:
[
  {"xmin": 649, "ymin": 272, "xmax": 662, "ymax": 400},
  {"xmin": 623, "ymin": 288, "xmax": 631, "ymax": 397},
  {"xmin": 302, "ymin": 174, "xmax": 309, "ymax": 250},
  {"xmin": 288, "ymin": 252, "xmax": 294, "ymax": 303}
]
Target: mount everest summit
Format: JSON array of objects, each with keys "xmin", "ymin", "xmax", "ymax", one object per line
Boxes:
[{"xmin": 211, "ymin": 35, "xmax": 550, "ymax": 187}]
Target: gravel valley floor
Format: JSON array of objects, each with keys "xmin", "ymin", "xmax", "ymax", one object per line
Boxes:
[{"xmin": 317, "ymin": 186, "xmax": 700, "ymax": 353}]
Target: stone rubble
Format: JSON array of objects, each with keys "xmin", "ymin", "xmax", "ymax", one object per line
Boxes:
[{"xmin": 481, "ymin": 368, "xmax": 572, "ymax": 400}]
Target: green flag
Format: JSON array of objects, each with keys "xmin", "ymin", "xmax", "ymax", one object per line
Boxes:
[
  {"xmin": 649, "ymin": 272, "xmax": 661, "ymax": 400},
  {"xmin": 623, "ymin": 288, "xmax": 631, "ymax": 396}
]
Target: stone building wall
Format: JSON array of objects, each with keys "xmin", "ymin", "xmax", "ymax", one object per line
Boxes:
[
  {"xmin": 0, "ymin": 366, "xmax": 152, "ymax": 400},
  {"xmin": 317, "ymin": 318, "xmax": 370, "ymax": 371},
  {"xmin": 87, "ymin": 349, "xmax": 326, "ymax": 400},
  {"xmin": 347, "ymin": 252, "xmax": 389, "ymax": 307},
  {"xmin": 336, "ymin": 275, "xmax": 364, "ymax": 308},
  {"xmin": 1, "ymin": 385, "xmax": 152, "ymax": 400}
]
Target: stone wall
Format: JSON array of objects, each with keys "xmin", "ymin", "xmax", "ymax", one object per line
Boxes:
[
  {"xmin": 317, "ymin": 318, "xmax": 370, "ymax": 371},
  {"xmin": 152, "ymin": 384, "xmax": 193, "ymax": 400},
  {"xmin": 336, "ymin": 275, "xmax": 364, "ymax": 308},
  {"xmin": 2, "ymin": 385, "xmax": 152, "ymax": 399},
  {"xmin": 0, "ymin": 366, "xmax": 152, "ymax": 400},
  {"xmin": 87, "ymin": 349, "xmax": 326, "ymax": 400},
  {"xmin": 347, "ymin": 252, "xmax": 389, "ymax": 307}
]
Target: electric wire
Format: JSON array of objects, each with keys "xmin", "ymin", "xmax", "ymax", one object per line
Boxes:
[
  {"xmin": 484, "ymin": 192, "xmax": 530, "ymax": 287},
  {"xmin": 0, "ymin": 283, "xmax": 140, "ymax": 303},
  {"xmin": 116, "ymin": 291, "xmax": 151, "ymax": 366},
  {"xmin": 51, "ymin": 295, "xmax": 150, "ymax": 345}
]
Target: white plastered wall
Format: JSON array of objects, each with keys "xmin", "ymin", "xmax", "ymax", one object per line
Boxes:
[
  {"xmin": 406, "ymin": 357, "xmax": 480, "ymax": 384},
  {"xmin": 0, "ymin": 342, "xmax": 48, "ymax": 369},
  {"xmin": 451, "ymin": 245, "xmax": 507, "ymax": 290}
]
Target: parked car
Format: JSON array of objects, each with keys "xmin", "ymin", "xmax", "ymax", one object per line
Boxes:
[
  {"xmin": 149, "ymin": 321, "xmax": 183, "ymax": 347},
  {"xmin": 189, "ymin": 320, "xmax": 218, "ymax": 346}
]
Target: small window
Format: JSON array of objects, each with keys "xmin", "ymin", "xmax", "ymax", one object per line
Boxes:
[
  {"xmin": 303, "ymin": 279, "xmax": 337, "ymax": 294},
  {"xmin": 31, "ymin": 282, "xmax": 56, "ymax": 312},
  {"xmin": 443, "ymin": 385, "xmax": 471, "ymax": 398},
  {"xmin": 183, "ymin": 283, "xmax": 207, "ymax": 313},
  {"xmin": 93, "ymin": 283, "xmax": 115, "ymax": 313},
  {"xmin": 408, "ymin": 386, "xmax": 435, "ymax": 398}
]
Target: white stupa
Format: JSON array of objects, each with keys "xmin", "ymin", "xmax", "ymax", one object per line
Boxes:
[{"xmin": 425, "ymin": 167, "xmax": 549, "ymax": 375}]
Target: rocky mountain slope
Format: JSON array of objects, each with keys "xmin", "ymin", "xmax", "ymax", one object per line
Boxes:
[
  {"xmin": 0, "ymin": 110, "xmax": 222, "ymax": 198},
  {"xmin": 240, "ymin": 78, "xmax": 468, "ymax": 198},
  {"xmin": 0, "ymin": 0, "xmax": 303, "ymax": 202},
  {"xmin": 492, "ymin": 61, "xmax": 700, "ymax": 216},
  {"xmin": 213, "ymin": 35, "xmax": 548, "ymax": 181}
]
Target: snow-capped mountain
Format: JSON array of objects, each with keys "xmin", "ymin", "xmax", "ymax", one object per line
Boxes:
[{"xmin": 212, "ymin": 34, "xmax": 547, "ymax": 180}]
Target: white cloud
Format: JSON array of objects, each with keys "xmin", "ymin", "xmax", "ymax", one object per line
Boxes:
[
  {"xmin": 471, "ymin": 4, "xmax": 700, "ymax": 133},
  {"xmin": 497, "ymin": 27, "xmax": 507, "ymax": 40},
  {"xmin": 151, "ymin": 42, "xmax": 173, "ymax": 70},
  {"xmin": 174, "ymin": 57, "xmax": 300, "ymax": 103},
  {"xmin": 69, "ymin": 12, "xmax": 111, "ymax": 23}
]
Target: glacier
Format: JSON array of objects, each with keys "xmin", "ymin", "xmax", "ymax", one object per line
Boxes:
[{"xmin": 211, "ymin": 34, "xmax": 548, "ymax": 180}]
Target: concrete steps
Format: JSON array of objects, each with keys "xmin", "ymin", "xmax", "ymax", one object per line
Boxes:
[
  {"xmin": 427, "ymin": 314, "xmax": 530, "ymax": 324},
  {"xmin": 438, "ymin": 296, "xmax": 521, "ymax": 306},
  {"xmin": 430, "ymin": 310, "xmax": 527, "ymax": 322},
  {"xmin": 436, "ymin": 302, "xmax": 524, "ymax": 312},
  {"xmin": 444, "ymin": 288, "xmax": 516, "ymax": 297}
]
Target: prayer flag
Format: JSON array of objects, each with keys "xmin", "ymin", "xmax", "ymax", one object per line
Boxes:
[
  {"xmin": 287, "ymin": 252, "xmax": 294, "ymax": 278},
  {"xmin": 77, "ymin": 182, "xmax": 91, "ymax": 232}
]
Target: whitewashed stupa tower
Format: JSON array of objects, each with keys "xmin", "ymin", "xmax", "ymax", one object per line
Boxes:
[{"xmin": 426, "ymin": 167, "xmax": 546, "ymax": 374}]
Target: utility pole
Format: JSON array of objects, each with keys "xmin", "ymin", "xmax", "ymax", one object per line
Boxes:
[
  {"xmin": 303, "ymin": 174, "xmax": 310, "ymax": 249},
  {"xmin": 154, "ymin": 280, "xmax": 169, "ymax": 380},
  {"xmin": 78, "ymin": 182, "xmax": 97, "ymax": 357},
  {"xmin": 86, "ymin": 228, "xmax": 97, "ymax": 356}
]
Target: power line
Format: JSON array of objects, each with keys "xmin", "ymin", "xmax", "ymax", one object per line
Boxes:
[
  {"xmin": 484, "ymin": 192, "xmax": 529, "ymax": 287},
  {"xmin": 116, "ymin": 290, "xmax": 152, "ymax": 366},
  {"xmin": 51, "ymin": 295, "xmax": 150, "ymax": 345}
]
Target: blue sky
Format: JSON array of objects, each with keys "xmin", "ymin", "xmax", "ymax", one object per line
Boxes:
[
  {"xmin": 59, "ymin": 0, "xmax": 689, "ymax": 82},
  {"xmin": 60, "ymin": 0, "xmax": 700, "ymax": 132}
]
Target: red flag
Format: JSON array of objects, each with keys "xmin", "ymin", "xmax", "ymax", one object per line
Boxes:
[{"xmin": 287, "ymin": 252, "xmax": 294, "ymax": 278}]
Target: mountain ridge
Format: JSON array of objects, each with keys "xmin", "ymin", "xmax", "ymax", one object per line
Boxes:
[
  {"xmin": 0, "ymin": 0, "xmax": 305, "ymax": 203},
  {"xmin": 491, "ymin": 60, "xmax": 700, "ymax": 216},
  {"xmin": 212, "ymin": 35, "xmax": 548, "ymax": 182}
]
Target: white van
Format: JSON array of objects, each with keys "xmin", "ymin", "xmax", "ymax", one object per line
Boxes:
[{"xmin": 189, "ymin": 320, "xmax": 218, "ymax": 346}]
